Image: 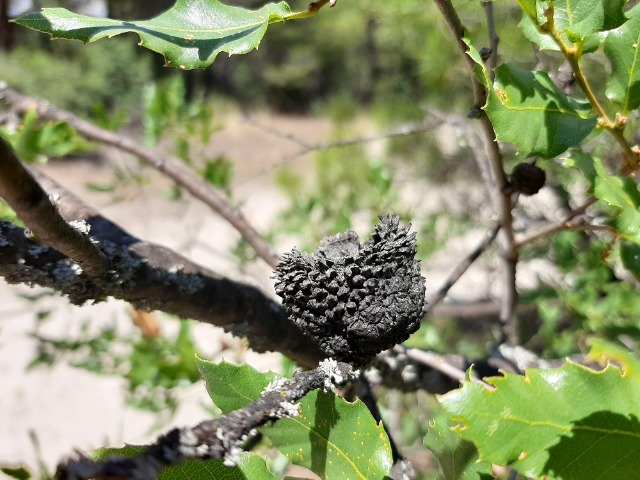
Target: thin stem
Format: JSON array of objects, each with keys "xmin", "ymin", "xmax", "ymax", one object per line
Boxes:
[
  {"xmin": 543, "ymin": 10, "xmax": 638, "ymax": 169},
  {"xmin": 434, "ymin": 0, "xmax": 519, "ymax": 345},
  {"xmin": 424, "ymin": 222, "xmax": 500, "ymax": 315},
  {"xmin": 482, "ymin": 1, "xmax": 499, "ymax": 78},
  {"xmin": 514, "ymin": 198, "xmax": 597, "ymax": 247}
]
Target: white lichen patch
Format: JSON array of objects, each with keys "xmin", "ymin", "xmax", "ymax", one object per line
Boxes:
[
  {"xmin": 53, "ymin": 259, "xmax": 83, "ymax": 278},
  {"xmin": 318, "ymin": 358, "xmax": 357, "ymax": 391},
  {"xmin": 68, "ymin": 220, "xmax": 91, "ymax": 235},
  {"xmin": 262, "ymin": 377, "xmax": 288, "ymax": 395},
  {"xmin": 277, "ymin": 400, "xmax": 301, "ymax": 418}
]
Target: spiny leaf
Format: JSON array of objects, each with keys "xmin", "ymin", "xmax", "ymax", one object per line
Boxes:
[
  {"xmin": 196, "ymin": 357, "xmax": 278, "ymax": 413},
  {"xmin": 440, "ymin": 362, "xmax": 640, "ymax": 480},
  {"xmin": 14, "ymin": 0, "xmax": 308, "ymax": 70},
  {"xmin": 604, "ymin": 4, "xmax": 640, "ymax": 113},
  {"xmin": 463, "ymin": 37, "xmax": 490, "ymax": 89},
  {"xmin": 592, "ymin": 157, "xmax": 640, "ymax": 244},
  {"xmin": 263, "ymin": 390, "xmax": 393, "ymax": 480},
  {"xmin": 519, "ymin": 0, "xmax": 626, "ymax": 52},
  {"xmin": 424, "ymin": 413, "xmax": 493, "ymax": 480},
  {"xmin": 486, "ymin": 63, "xmax": 597, "ymax": 158}
]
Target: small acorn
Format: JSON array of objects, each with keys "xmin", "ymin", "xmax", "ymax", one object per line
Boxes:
[
  {"xmin": 509, "ymin": 162, "xmax": 546, "ymax": 196},
  {"xmin": 273, "ymin": 214, "xmax": 426, "ymax": 364}
]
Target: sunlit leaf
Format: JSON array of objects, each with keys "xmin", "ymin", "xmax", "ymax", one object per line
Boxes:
[
  {"xmin": 14, "ymin": 0, "xmax": 307, "ymax": 70},
  {"xmin": 424, "ymin": 413, "xmax": 493, "ymax": 480},
  {"xmin": 440, "ymin": 362, "xmax": 640, "ymax": 479},
  {"xmin": 196, "ymin": 357, "xmax": 278, "ymax": 413},
  {"xmin": 604, "ymin": 4, "xmax": 640, "ymax": 113},
  {"xmin": 263, "ymin": 391, "xmax": 392, "ymax": 480},
  {"xmin": 486, "ymin": 63, "xmax": 597, "ymax": 158},
  {"xmin": 592, "ymin": 157, "xmax": 640, "ymax": 244},
  {"xmin": 519, "ymin": 0, "xmax": 625, "ymax": 52}
]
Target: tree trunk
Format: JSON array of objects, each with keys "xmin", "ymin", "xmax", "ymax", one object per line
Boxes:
[{"xmin": 0, "ymin": 0, "xmax": 14, "ymax": 51}]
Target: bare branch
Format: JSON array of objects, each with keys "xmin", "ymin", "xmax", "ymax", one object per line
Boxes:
[
  {"xmin": 482, "ymin": 1, "xmax": 500, "ymax": 77},
  {"xmin": 0, "ymin": 170, "xmax": 324, "ymax": 368},
  {"xmin": 515, "ymin": 198, "xmax": 597, "ymax": 248},
  {"xmin": 0, "ymin": 135, "xmax": 108, "ymax": 278},
  {"xmin": 424, "ymin": 222, "xmax": 500, "ymax": 315},
  {"xmin": 0, "ymin": 85, "xmax": 280, "ymax": 269},
  {"xmin": 57, "ymin": 361, "xmax": 358, "ymax": 480},
  {"xmin": 434, "ymin": 0, "xmax": 519, "ymax": 346},
  {"xmin": 241, "ymin": 115, "xmax": 440, "ymax": 185}
]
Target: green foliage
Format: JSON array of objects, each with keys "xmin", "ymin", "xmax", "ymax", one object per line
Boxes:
[
  {"xmin": 197, "ymin": 359, "xmax": 393, "ymax": 479},
  {"xmin": 0, "ymin": 39, "xmax": 152, "ymax": 115},
  {"xmin": 604, "ymin": 4, "xmax": 640, "ymax": 113},
  {"xmin": 14, "ymin": 0, "xmax": 313, "ymax": 70},
  {"xmin": 1, "ymin": 109, "xmax": 94, "ymax": 163},
  {"xmin": 486, "ymin": 63, "xmax": 597, "ymax": 159},
  {"xmin": 272, "ymin": 140, "xmax": 400, "ymax": 250},
  {"xmin": 423, "ymin": 413, "xmax": 493, "ymax": 480},
  {"xmin": 30, "ymin": 318, "xmax": 203, "ymax": 413},
  {"xmin": 440, "ymin": 345, "xmax": 640, "ymax": 480}
]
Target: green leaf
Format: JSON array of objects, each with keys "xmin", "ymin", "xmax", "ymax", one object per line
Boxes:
[
  {"xmin": 519, "ymin": 0, "xmax": 625, "ymax": 52},
  {"xmin": 196, "ymin": 357, "xmax": 278, "ymax": 413},
  {"xmin": 440, "ymin": 362, "xmax": 640, "ymax": 480},
  {"xmin": 14, "ymin": 0, "xmax": 305, "ymax": 70},
  {"xmin": 92, "ymin": 446, "xmax": 275, "ymax": 480},
  {"xmin": 586, "ymin": 337, "xmax": 640, "ymax": 378},
  {"xmin": 486, "ymin": 63, "xmax": 597, "ymax": 158},
  {"xmin": 604, "ymin": 5, "xmax": 640, "ymax": 113},
  {"xmin": 263, "ymin": 390, "xmax": 393, "ymax": 480},
  {"xmin": 424, "ymin": 413, "xmax": 493, "ymax": 480},
  {"xmin": 463, "ymin": 37, "xmax": 490, "ymax": 89},
  {"xmin": 0, "ymin": 467, "xmax": 31, "ymax": 480},
  {"xmin": 620, "ymin": 240, "xmax": 640, "ymax": 280},
  {"xmin": 592, "ymin": 157, "xmax": 640, "ymax": 243}
]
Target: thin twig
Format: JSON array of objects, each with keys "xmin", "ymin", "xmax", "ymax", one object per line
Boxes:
[
  {"xmin": 0, "ymin": 86, "xmax": 280, "ymax": 269},
  {"xmin": 240, "ymin": 116, "xmax": 439, "ymax": 186},
  {"xmin": 434, "ymin": 0, "xmax": 519, "ymax": 345},
  {"xmin": 57, "ymin": 361, "xmax": 358, "ymax": 480},
  {"xmin": 514, "ymin": 198, "xmax": 597, "ymax": 248},
  {"xmin": 0, "ymin": 135, "xmax": 108, "ymax": 278},
  {"xmin": 482, "ymin": 1, "xmax": 499, "ymax": 78},
  {"xmin": 424, "ymin": 222, "xmax": 500, "ymax": 316}
]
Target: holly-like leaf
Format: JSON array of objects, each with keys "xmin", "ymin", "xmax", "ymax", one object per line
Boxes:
[
  {"xmin": 620, "ymin": 240, "xmax": 640, "ymax": 280},
  {"xmin": 587, "ymin": 337, "xmax": 640, "ymax": 378},
  {"xmin": 592, "ymin": 157, "xmax": 640, "ymax": 244},
  {"xmin": 440, "ymin": 362, "xmax": 640, "ymax": 480},
  {"xmin": 196, "ymin": 357, "xmax": 278, "ymax": 413},
  {"xmin": 463, "ymin": 37, "xmax": 490, "ymax": 89},
  {"xmin": 14, "ymin": 0, "xmax": 308, "ymax": 70},
  {"xmin": 604, "ymin": 4, "xmax": 640, "ymax": 113},
  {"xmin": 486, "ymin": 63, "xmax": 597, "ymax": 158},
  {"xmin": 424, "ymin": 413, "xmax": 493, "ymax": 480},
  {"xmin": 519, "ymin": 0, "xmax": 626, "ymax": 52},
  {"xmin": 263, "ymin": 390, "xmax": 393, "ymax": 480}
]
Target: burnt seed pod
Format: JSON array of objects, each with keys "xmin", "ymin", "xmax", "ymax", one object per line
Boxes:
[{"xmin": 273, "ymin": 214, "xmax": 426, "ymax": 364}]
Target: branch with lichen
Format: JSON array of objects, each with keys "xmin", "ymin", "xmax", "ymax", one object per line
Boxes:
[
  {"xmin": 0, "ymin": 134, "xmax": 108, "ymax": 278},
  {"xmin": 0, "ymin": 84, "xmax": 280, "ymax": 268},
  {"xmin": 57, "ymin": 360, "xmax": 358, "ymax": 480}
]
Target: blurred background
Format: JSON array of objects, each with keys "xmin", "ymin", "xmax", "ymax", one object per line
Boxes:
[{"xmin": 1, "ymin": 1, "xmax": 615, "ymax": 478}]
